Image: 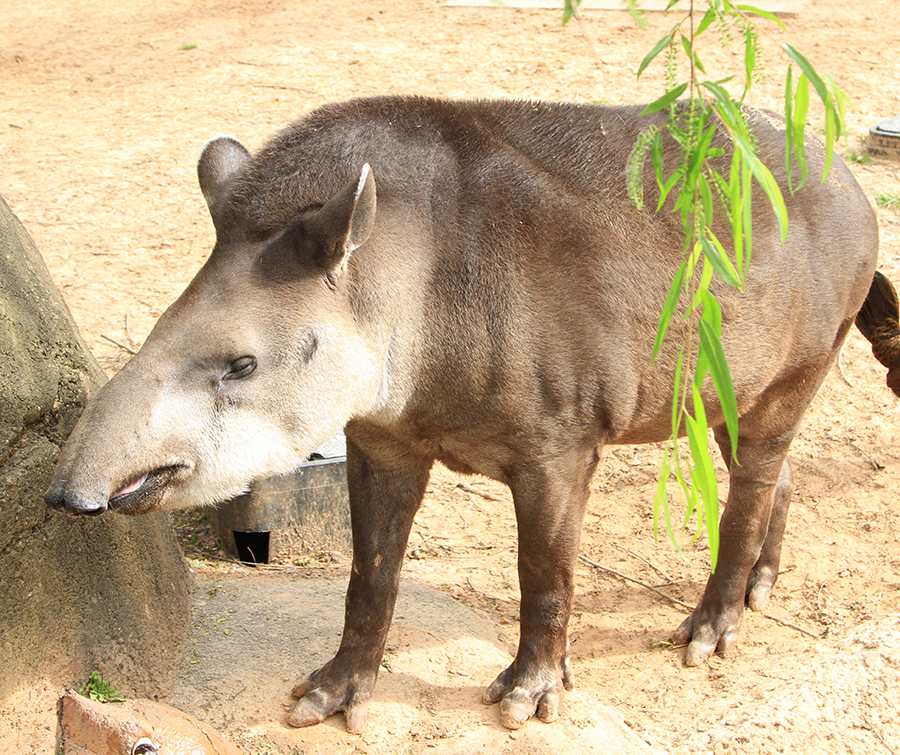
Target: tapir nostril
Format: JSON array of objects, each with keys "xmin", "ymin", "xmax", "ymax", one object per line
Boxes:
[
  {"xmin": 44, "ymin": 488, "xmax": 108, "ymax": 517},
  {"xmin": 44, "ymin": 488, "xmax": 66, "ymax": 512}
]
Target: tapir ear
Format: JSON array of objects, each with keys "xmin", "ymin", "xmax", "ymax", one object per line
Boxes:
[
  {"xmin": 197, "ymin": 136, "xmax": 250, "ymax": 228},
  {"xmin": 306, "ymin": 164, "xmax": 376, "ymax": 274}
]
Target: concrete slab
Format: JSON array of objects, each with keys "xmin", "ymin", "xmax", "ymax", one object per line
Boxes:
[{"xmin": 171, "ymin": 571, "xmax": 662, "ymax": 754}]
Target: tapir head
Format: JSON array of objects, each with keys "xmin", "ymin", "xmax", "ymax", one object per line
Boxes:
[{"xmin": 45, "ymin": 137, "xmax": 384, "ymax": 516}]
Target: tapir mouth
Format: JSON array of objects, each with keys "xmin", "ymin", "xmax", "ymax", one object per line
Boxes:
[{"xmin": 108, "ymin": 465, "xmax": 187, "ymax": 515}]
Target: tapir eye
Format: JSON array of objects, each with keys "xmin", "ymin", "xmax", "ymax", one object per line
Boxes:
[{"xmin": 224, "ymin": 355, "xmax": 257, "ymax": 380}]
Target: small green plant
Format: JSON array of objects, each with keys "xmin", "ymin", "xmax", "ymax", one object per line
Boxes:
[
  {"xmin": 847, "ymin": 136, "xmax": 871, "ymax": 164},
  {"xmin": 79, "ymin": 671, "xmax": 125, "ymax": 703},
  {"xmin": 875, "ymin": 192, "xmax": 900, "ymax": 211}
]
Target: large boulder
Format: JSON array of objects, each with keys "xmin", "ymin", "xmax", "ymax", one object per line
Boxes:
[{"xmin": 0, "ymin": 194, "xmax": 192, "ymax": 747}]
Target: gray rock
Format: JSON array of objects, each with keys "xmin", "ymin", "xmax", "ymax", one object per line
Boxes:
[{"xmin": 0, "ymin": 194, "xmax": 191, "ymax": 722}]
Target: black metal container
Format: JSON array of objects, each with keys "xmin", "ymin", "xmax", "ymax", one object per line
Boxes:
[{"xmin": 205, "ymin": 434, "xmax": 351, "ymax": 564}]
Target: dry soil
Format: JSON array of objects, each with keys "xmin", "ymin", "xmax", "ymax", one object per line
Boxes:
[{"xmin": 3, "ymin": 1, "xmax": 900, "ymax": 753}]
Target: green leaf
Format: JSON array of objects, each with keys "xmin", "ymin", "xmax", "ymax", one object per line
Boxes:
[
  {"xmin": 701, "ymin": 285, "xmax": 724, "ymax": 334},
  {"xmin": 651, "ymin": 130, "xmax": 666, "ymax": 192},
  {"xmin": 671, "ymin": 347, "xmax": 685, "ymax": 433},
  {"xmin": 690, "ymin": 252, "xmax": 716, "ymax": 315},
  {"xmin": 686, "ymin": 385, "xmax": 721, "ymax": 569},
  {"xmin": 700, "ymin": 232, "xmax": 743, "ymax": 289},
  {"xmin": 685, "ymin": 238, "xmax": 703, "ymax": 281},
  {"xmin": 736, "ymin": 4, "xmax": 786, "ymax": 26},
  {"xmin": 653, "ymin": 261, "xmax": 688, "ymax": 359},
  {"xmin": 657, "ymin": 165, "xmax": 685, "ymax": 211},
  {"xmin": 823, "ymin": 89, "xmax": 836, "ymax": 179},
  {"xmin": 655, "ymin": 445, "xmax": 688, "ymax": 559},
  {"xmin": 679, "ymin": 33, "xmax": 707, "ymax": 75},
  {"xmin": 562, "ymin": 0, "xmax": 581, "ymax": 25},
  {"xmin": 684, "ymin": 117, "xmax": 718, "ymax": 190},
  {"xmin": 682, "ymin": 415, "xmax": 707, "ymax": 505},
  {"xmin": 675, "ymin": 438, "xmax": 699, "ymax": 533},
  {"xmin": 696, "ymin": 7, "xmax": 718, "ymax": 36},
  {"xmin": 827, "ymin": 75, "xmax": 849, "ymax": 131},
  {"xmin": 782, "ymin": 44, "xmax": 829, "ymax": 104},
  {"xmin": 640, "ymin": 82, "xmax": 689, "ymax": 116},
  {"xmin": 791, "ymin": 71, "xmax": 810, "ymax": 191},
  {"xmin": 701, "ymin": 81, "xmax": 739, "ymax": 120},
  {"xmin": 732, "ymin": 131, "xmax": 788, "ymax": 242},
  {"xmin": 729, "ymin": 153, "xmax": 746, "ymax": 276},
  {"xmin": 743, "ymin": 24, "xmax": 757, "ymax": 97},
  {"xmin": 80, "ymin": 671, "xmax": 126, "ymax": 704},
  {"xmin": 698, "ymin": 312, "xmax": 739, "ymax": 458},
  {"xmin": 700, "ymin": 172, "xmax": 714, "ymax": 225},
  {"xmin": 637, "ymin": 31, "xmax": 675, "ymax": 78},
  {"xmin": 784, "ymin": 65, "xmax": 795, "ymax": 192},
  {"xmin": 740, "ymin": 154, "xmax": 753, "ymax": 270}
]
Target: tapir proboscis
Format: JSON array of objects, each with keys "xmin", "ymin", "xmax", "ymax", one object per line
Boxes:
[{"xmin": 46, "ymin": 96, "xmax": 900, "ymax": 732}]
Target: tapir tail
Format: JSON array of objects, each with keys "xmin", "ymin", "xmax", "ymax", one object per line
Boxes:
[{"xmin": 856, "ymin": 270, "xmax": 900, "ymax": 397}]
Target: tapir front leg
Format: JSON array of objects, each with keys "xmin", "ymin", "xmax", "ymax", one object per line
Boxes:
[
  {"xmin": 288, "ymin": 439, "xmax": 431, "ymax": 733},
  {"xmin": 483, "ymin": 447, "xmax": 599, "ymax": 729}
]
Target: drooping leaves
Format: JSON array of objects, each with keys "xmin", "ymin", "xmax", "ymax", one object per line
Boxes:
[{"xmin": 622, "ymin": 1, "xmax": 845, "ymax": 569}]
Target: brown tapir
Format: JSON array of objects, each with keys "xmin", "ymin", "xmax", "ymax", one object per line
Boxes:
[{"xmin": 45, "ymin": 96, "xmax": 900, "ymax": 732}]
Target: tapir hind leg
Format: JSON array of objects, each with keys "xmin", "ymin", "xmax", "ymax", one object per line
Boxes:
[
  {"xmin": 672, "ymin": 361, "xmax": 830, "ymax": 666},
  {"xmin": 713, "ymin": 430, "xmax": 794, "ymax": 612},
  {"xmin": 672, "ymin": 427, "xmax": 794, "ymax": 665},
  {"xmin": 288, "ymin": 439, "xmax": 431, "ymax": 733},
  {"xmin": 483, "ymin": 445, "xmax": 599, "ymax": 729},
  {"xmin": 746, "ymin": 456, "xmax": 792, "ymax": 612}
]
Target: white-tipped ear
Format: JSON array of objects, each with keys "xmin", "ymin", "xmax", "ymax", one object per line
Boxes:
[
  {"xmin": 347, "ymin": 163, "xmax": 376, "ymax": 253},
  {"xmin": 197, "ymin": 136, "xmax": 250, "ymax": 226},
  {"xmin": 305, "ymin": 163, "xmax": 377, "ymax": 274}
]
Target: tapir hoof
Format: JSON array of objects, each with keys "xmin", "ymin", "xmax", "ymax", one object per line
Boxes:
[
  {"xmin": 672, "ymin": 612, "xmax": 740, "ymax": 666},
  {"xmin": 482, "ymin": 658, "xmax": 574, "ymax": 729},
  {"xmin": 289, "ymin": 678, "xmax": 370, "ymax": 733}
]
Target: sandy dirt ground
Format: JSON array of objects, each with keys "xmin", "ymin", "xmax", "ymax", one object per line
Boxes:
[{"xmin": 3, "ymin": 0, "xmax": 900, "ymax": 753}]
